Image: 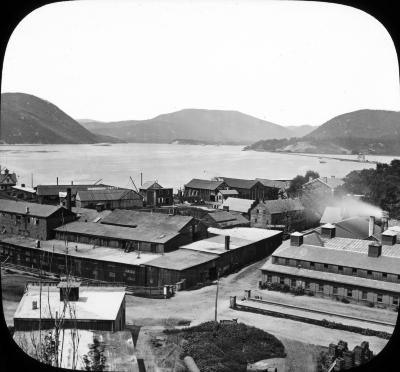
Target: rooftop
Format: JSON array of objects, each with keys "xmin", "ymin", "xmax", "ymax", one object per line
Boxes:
[
  {"xmin": 140, "ymin": 181, "xmax": 163, "ymax": 190},
  {"xmin": 256, "ymin": 198, "xmax": 304, "ymax": 214},
  {"xmin": 14, "ymin": 284, "xmax": 126, "ymax": 321},
  {"xmin": 303, "ymin": 177, "xmax": 344, "ymax": 190},
  {"xmin": 101, "ymin": 209, "xmax": 193, "ymax": 232},
  {"xmin": 218, "ymin": 189, "xmax": 239, "ymax": 195},
  {"xmin": 0, "ymin": 171, "xmax": 17, "ymax": 184},
  {"xmin": 221, "ymin": 197, "xmax": 255, "ymax": 213},
  {"xmin": 261, "ymin": 260, "xmax": 400, "ymax": 293},
  {"xmin": 36, "ymin": 184, "xmax": 110, "ymax": 196},
  {"xmin": 272, "ymin": 237, "xmax": 400, "ymax": 275},
  {"xmin": 185, "ymin": 178, "xmax": 225, "ymax": 191},
  {"xmin": 0, "ymin": 199, "xmax": 71, "ymax": 218},
  {"xmin": 54, "ymin": 221, "xmax": 181, "ymax": 244},
  {"xmin": 256, "ymin": 179, "xmax": 289, "ymax": 189},
  {"xmin": 145, "ymin": 249, "xmax": 216, "ymax": 270},
  {"xmin": 2, "ymin": 236, "xmax": 161, "ymax": 266},
  {"xmin": 218, "ymin": 177, "xmax": 261, "ymax": 190},
  {"xmin": 206, "ymin": 210, "xmax": 249, "ymax": 227},
  {"xmin": 71, "ymin": 207, "xmax": 112, "ymax": 222},
  {"xmin": 11, "ymin": 185, "xmax": 36, "ymax": 194},
  {"xmin": 208, "ymin": 226, "xmax": 282, "ymax": 242},
  {"xmin": 77, "ymin": 188, "xmax": 141, "ymax": 202}
]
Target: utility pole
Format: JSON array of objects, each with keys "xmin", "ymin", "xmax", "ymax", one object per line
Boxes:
[{"xmin": 214, "ymin": 271, "xmax": 219, "ymax": 322}]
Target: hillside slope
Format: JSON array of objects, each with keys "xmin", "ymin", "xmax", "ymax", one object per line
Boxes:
[
  {"xmin": 0, "ymin": 93, "xmax": 112, "ymax": 144},
  {"xmin": 81, "ymin": 109, "xmax": 293, "ymax": 145}
]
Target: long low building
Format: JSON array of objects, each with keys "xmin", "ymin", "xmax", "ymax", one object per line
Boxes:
[
  {"xmin": 145, "ymin": 227, "xmax": 282, "ymax": 287},
  {"xmin": 260, "ymin": 224, "xmax": 400, "ymax": 308}
]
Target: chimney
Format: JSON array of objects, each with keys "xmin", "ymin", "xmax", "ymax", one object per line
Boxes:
[
  {"xmin": 26, "ymin": 207, "xmax": 30, "ymax": 214},
  {"xmin": 223, "ymin": 205, "xmax": 229, "ymax": 212},
  {"xmin": 381, "ymin": 211, "xmax": 389, "ymax": 232},
  {"xmin": 225, "ymin": 235, "xmax": 230, "ymax": 250},
  {"xmin": 381, "ymin": 230, "xmax": 397, "ymax": 246},
  {"xmin": 290, "ymin": 232, "xmax": 303, "ymax": 247},
  {"xmin": 368, "ymin": 216, "xmax": 375, "ymax": 237},
  {"xmin": 368, "ymin": 243, "xmax": 382, "ymax": 258},
  {"xmin": 321, "ymin": 223, "xmax": 336, "ymax": 239},
  {"xmin": 56, "ymin": 177, "xmax": 59, "ymax": 185},
  {"xmin": 66, "ymin": 188, "xmax": 72, "ymax": 211},
  {"xmin": 71, "ymin": 180, "xmax": 74, "ymax": 185}
]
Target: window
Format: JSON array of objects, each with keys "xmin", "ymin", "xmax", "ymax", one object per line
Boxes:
[
  {"xmin": 305, "ymin": 281, "xmax": 310, "ymax": 289},
  {"xmin": 338, "ymin": 266, "xmax": 343, "ymax": 272},
  {"xmin": 285, "ymin": 258, "xmax": 289, "ymax": 265},
  {"xmin": 362, "ymin": 291, "xmax": 367, "ymax": 300},
  {"xmin": 35, "ymin": 218, "xmax": 40, "ymax": 225},
  {"xmin": 347, "ymin": 289, "xmax": 352, "ymax": 297},
  {"xmin": 109, "ymin": 272, "xmax": 116, "ymax": 278},
  {"xmin": 266, "ymin": 275, "xmax": 272, "ymax": 282},
  {"xmin": 333, "ymin": 286, "xmax": 338, "ymax": 295},
  {"xmin": 382, "ymin": 273, "xmax": 387, "ymax": 279},
  {"xmin": 310, "ymin": 262, "xmax": 315, "ymax": 269},
  {"xmin": 377, "ymin": 294, "xmax": 383, "ymax": 303},
  {"xmin": 367, "ymin": 270, "xmax": 372, "ymax": 276},
  {"xmin": 315, "ymin": 283, "xmax": 320, "ymax": 292},
  {"xmin": 290, "ymin": 278, "xmax": 296, "ymax": 287},
  {"xmin": 256, "ymin": 209, "xmax": 259, "ymax": 214},
  {"xmin": 279, "ymin": 276, "xmax": 284, "ymax": 284},
  {"xmin": 324, "ymin": 264, "xmax": 329, "ymax": 269},
  {"xmin": 352, "ymin": 268, "xmax": 357, "ymax": 275},
  {"xmin": 254, "ymin": 218, "xmax": 257, "ymax": 223},
  {"xmin": 393, "ymin": 297, "xmax": 399, "ymax": 306}
]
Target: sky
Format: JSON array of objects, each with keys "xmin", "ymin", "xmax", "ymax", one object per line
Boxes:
[{"xmin": 1, "ymin": 0, "xmax": 399, "ymax": 126}]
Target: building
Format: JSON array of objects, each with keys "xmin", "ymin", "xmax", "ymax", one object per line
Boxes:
[
  {"xmin": 202, "ymin": 210, "xmax": 250, "ymax": 229},
  {"xmin": 75, "ymin": 188, "xmax": 143, "ymax": 210},
  {"xmin": 183, "ymin": 179, "xmax": 227, "ymax": 202},
  {"xmin": 250, "ymin": 198, "xmax": 305, "ymax": 232},
  {"xmin": 0, "ymin": 199, "xmax": 76, "ymax": 240},
  {"xmin": 13, "ymin": 280, "xmax": 126, "ymax": 331},
  {"xmin": 214, "ymin": 177, "xmax": 279, "ymax": 200},
  {"xmin": 260, "ymin": 225, "xmax": 400, "ymax": 308},
  {"xmin": 35, "ymin": 183, "xmax": 111, "ymax": 205},
  {"xmin": 0, "ymin": 168, "xmax": 17, "ymax": 193},
  {"xmin": 256, "ymin": 178, "xmax": 290, "ymax": 197},
  {"xmin": 55, "ymin": 209, "xmax": 200, "ymax": 253},
  {"xmin": 139, "ymin": 181, "xmax": 174, "ymax": 207},
  {"xmin": 145, "ymin": 227, "xmax": 282, "ymax": 287},
  {"xmin": 219, "ymin": 197, "xmax": 256, "ymax": 219},
  {"xmin": 11, "ymin": 184, "xmax": 37, "ymax": 201},
  {"xmin": 216, "ymin": 189, "xmax": 239, "ymax": 204},
  {"xmin": 0, "ymin": 235, "xmax": 159, "ymax": 285},
  {"xmin": 301, "ymin": 176, "xmax": 345, "ymax": 219}
]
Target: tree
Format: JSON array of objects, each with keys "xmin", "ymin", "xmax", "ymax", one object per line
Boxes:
[{"xmin": 82, "ymin": 336, "xmax": 107, "ymax": 371}]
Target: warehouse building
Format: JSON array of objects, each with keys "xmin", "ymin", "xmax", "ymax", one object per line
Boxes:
[
  {"xmin": 13, "ymin": 279, "xmax": 126, "ymax": 331},
  {"xmin": 139, "ymin": 180, "xmax": 173, "ymax": 207},
  {"xmin": 0, "ymin": 199, "xmax": 76, "ymax": 240},
  {"xmin": 145, "ymin": 227, "xmax": 282, "ymax": 287},
  {"xmin": 260, "ymin": 224, "xmax": 400, "ymax": 308}
]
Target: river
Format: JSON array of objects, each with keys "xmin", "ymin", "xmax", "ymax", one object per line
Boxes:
[{"xmin": 0, "ymin": 143, "xmax": 398, "ymax": 191}]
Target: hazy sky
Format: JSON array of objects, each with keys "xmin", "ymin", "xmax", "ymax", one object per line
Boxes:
[{"xmin": 2, "ymin": 0, "xmax": 399, "ymax": 126}]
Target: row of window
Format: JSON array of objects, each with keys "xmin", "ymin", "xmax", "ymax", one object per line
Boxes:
[
  {"xmin": 269, "ymin": 275, "xmax": 399, "ymax": 305},
  {"xmin": 277, "ymin": 257, "xmax": 399, "ymax": 282}
]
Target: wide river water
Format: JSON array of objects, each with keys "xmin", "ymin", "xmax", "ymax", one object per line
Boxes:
[{"xmin": 0, "ymin": 143, "xmax": 398, "ymax": 191}]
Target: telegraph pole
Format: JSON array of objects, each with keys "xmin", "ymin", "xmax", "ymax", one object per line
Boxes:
[{"xmin": 214, "ymin": 271, "xmax": 219, "ymax": 322}]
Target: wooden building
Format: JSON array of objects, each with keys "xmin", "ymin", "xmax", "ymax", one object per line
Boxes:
[
  {"xmin": 139, "ymin": 181, "xmax": 174, "ymax": 207},
  {"xmin": 0, "ymin": 168, "xmax": 17, "ymax": 193},
  {"xmin": 260, "ymin": 226, "xmax": 400, "ymax": 309},
  {"xmin": 250, "ymin": 198, "xmax": 305, "ymax": 232},
  {"xmin": 0, "ymin": 199, "xmax": 76, "ymax": 240},
  {"xmin": 75, "ymin": 188, "xmax": 143, "ymax": 210},
  {"xmin": 13, "ymin": 280, "xmax": 126, "ymax": 331},
  {"xmin": 11, "ymin": 184, "xmax": 37, "ymax": 202},
  {"xmin": 202, "ymin": 210, "xmax": 250, "ymax": 229},
  {"xmin": 183, "ymin": 179, "xmax": 227, "ymax": 202}
]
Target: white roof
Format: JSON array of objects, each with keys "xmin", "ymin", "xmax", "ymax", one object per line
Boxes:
[
  {"xmin": 14, "ymin": 285, "xmax": 125, "ymax": 321},
  {"xmin": 321, "ymin": 223, "xmax": 336, "ymax": 229},
  {"xmin": 12, "ymin": 185, "xmax": 36, "ymax": 193},
  {"xmin": 221, "ymin": 197, "xmax": 255, "ymax": 213},
  {"xmin": 208, "ymin": 227, "xmax": 281, "ymax": 242}
]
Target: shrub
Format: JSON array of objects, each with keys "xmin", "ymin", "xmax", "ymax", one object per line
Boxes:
[
  {"xmin": 306, "ymin": 291, "xmax": 315, "ymax": 296},
  {"xmin": 341, "ymin": 298, "xmax": 350, "ymax": 304},
  {"xmin": 291, "ymin": 286, "xmax": 305, "ymax": 296},
  {"xmin": 367, "ymin": 302, "xmax": 375, "ymax": 308}
]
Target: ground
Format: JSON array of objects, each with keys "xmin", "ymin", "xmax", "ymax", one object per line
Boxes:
[{"xmin": 2, "ymin": 257, "xmax": 396, "ymax": 372}]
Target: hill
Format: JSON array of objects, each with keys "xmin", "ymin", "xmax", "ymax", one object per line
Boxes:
[
  {"xmin": 0, "ymin": 93, "xmax": 121, "ymax": 144},
  {"xmin": 245, "ymin": 109, "xmax": 400, "ymax": 155},
  {"xmin": 80, "ymin": 109, "xmax": 293, "ymax": 145},
  {"xmin": 286, "ymin": 125, "xmax": 318, "ymax": 137}
]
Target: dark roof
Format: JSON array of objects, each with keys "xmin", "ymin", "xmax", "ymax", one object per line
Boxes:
[
  {"xmin": 206, "ymin": 210, "xmax": 249, "ymax": 227},
  {"xmin": 0, "ymin": 199, "xmax": 72, "ymax": 218},
  {"xmin": 257, "ymin": 198, "xmax": 304, "ymax": 214},
  {"xmin": 256, "ymin": 179, "xmax": 287, "ymax": 189},
  {"xmin": 36, "ymin": 184, "xmax": 110, "ymax": 196},
  {"xmin": 77, "ymin": 188, "xmax": 141, "ymax": 202},
  {"xmin": 54, "ymin": 221, "xmax": 180, "ymax": 244},
  {"xmin": 145, "ymin": 249, "xmax": 216, "ymax": 270},
  {"xmin": 185, "ymin": 179, "xmax": 225, "ymax": 191},
  {"xmin": 100, "ymin": 209, "xmax": 193, "ymax": 232},
  {"xmin": 220, "ymin": 177, "xmax": 261, "ymax": 190},
  {"xmin": 139, "ymin": 181, "xmax": 163, "ymax": 190}
]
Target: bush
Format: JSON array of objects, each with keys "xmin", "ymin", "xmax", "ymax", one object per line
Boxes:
[
  {"xmin": 341, "ymin": 298, "xmax": 350, "ymax": 304},
  {"xmin": 306, "ymin": 291, "xmax": 315, "ymax": 296},
  {"xmin": 367, "ymin": 302, "xmax": 375, "ymax": 308},
  {"xmin": 291, "ymin": 286, "xmax": 305, "ymax": 296}
]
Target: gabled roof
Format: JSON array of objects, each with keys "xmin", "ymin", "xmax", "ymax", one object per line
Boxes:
[
  {"xmin": 256, "ymin": 179, "xmax": 288, "ymax": 189},
  {"xmin": 303, "ymin": 177, "xmax": 344, "ymax": 190},
  {"xmin": 140, "ymin": 181, "xmax": 163, "ymax": 190},
  {"xmin": 206, "ymin": 210, "xmax": 249, "ymax": 227},
  {"xmin": 220, "ymin": 177, "xmax": 261, "ymax": 190},
  {"xmin": 0, "ymin": 199, "xmax": 72, "ymax": 218},
  {"xmin": 218, "ymin": 189, "xmax": 239, "ymax": 196},
  {"xmin": 100, "ymin": 209, "xmax": 193, "ymax": 232},
  {"xmin": 257, "ymin": 198, "xmax": 304, "ymax": 214},
  {"xmin": 185, "ymin": 179, "xmax": 225, "ymax": 191},
  {"xmin": 76, "ymin": 188, "xmax": 141, "ymax": 202},
  {"xmin": 0, "ymin": 171, "xmax": 17, "ymax": 185},
  {"xmin": 11, "ymin": 185, "xmax": 36, "ymax": 194},
  {"xmin": 222, "ymin": 197, "xmax": 256, "ymax": 213}
]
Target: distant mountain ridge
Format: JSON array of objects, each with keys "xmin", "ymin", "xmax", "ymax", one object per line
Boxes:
[
  {"xmin": 244, "ymin": 109, "xmax": 400, "ymax": 155},
  {"xmin": 79, "ymin": 109, "xmax": 294, "ymax": 145},
  {"xmin": 0, "ymin": 93, "xmax": 121, "ymax": 144}
]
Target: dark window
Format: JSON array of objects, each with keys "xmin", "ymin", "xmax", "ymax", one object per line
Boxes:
[
  {"xmin": 367, "ymin": 270, "xmax": 372, "ymax": 276},
  {"xmin": 315, "ymin": 283, "xmax": 320, "ymax": 292},
  {"xmin": 393, "ymin": 297, "xmax": 399, "ymax": 306},
  {"xmin": 324, "ymin": 264, "xmax": 329, "ymax": 269},
  {"xmin": 333, "ymin": 286, "xmax": 338, "ymax": 294},
  {"xmin": 347, "ymin": 289, "xmax": 352, "ymax": 297},
  {"xmin": 352, "ymin": 268, "xmax": 357, "ymax": 275},
  {"xmin": 362, "ymin": 291, "xmax": 367, "ymax": 300},
  {"xmin": 310, "ymin": 262, "xmax": 315, "ymax": 269},
  {"xmin": 305, "ymin": 281, "xmax": 310, "ymax": 289},
  {"xmin": 338, "ymin": 266, "xmax": 343, "ymax": 271},
  {"xmin": 279, "ymin": 276, "xmax": 284, "ymax": 284},
  {"xmin": 382, "ymin": 273, "xmax": 387, "ymax": 279},
  {"xmin": 377, "ymin": 294, "xmax": 383, "ymax": 303},
  {"xmin": 290, "ymin": 278, "xmax": 296, "ymax": 287},
  {"xmin": 285, "ymin": 258, "xmax": 289, "ymax": 265},
  {"xmin": 267, "ymin": 275, "xmax": 272, "ymax": 282}
]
